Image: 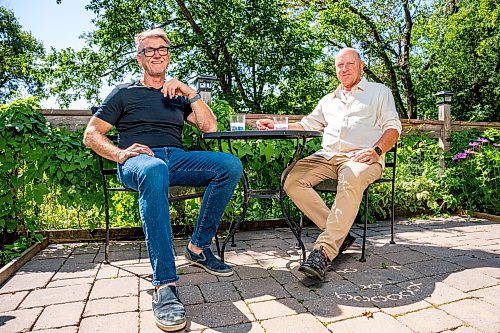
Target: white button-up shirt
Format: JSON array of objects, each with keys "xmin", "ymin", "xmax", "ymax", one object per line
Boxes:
[{"xmin": 299, "ymin": 77, "xmax": 402, "ymax": 165}]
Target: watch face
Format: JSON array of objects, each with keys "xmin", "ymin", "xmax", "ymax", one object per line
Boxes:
[{"xmin": 374, "ymin": 146, "xmax": 382, "ymax": 156}]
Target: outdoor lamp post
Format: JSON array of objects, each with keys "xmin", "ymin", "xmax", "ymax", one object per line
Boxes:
[
  {"xmin": 435, "ymin": 91, "xmax": 453, "ymax": 174},
  {"xmin": 195, "ymin": 74, "xmax": 217, "ymax": 104},
  {"xmin": 434, "ymin": 91, "xmax": 453, "ymax": 105}
]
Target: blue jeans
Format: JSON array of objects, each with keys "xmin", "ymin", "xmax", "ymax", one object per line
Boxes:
[{"xmin": 117, "ymin": 147, "xmax": 242, "ymax": 285}]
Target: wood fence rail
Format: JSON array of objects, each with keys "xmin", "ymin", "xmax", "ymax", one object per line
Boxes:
[{"xmin": 41, "ymin": 109, "xmax": 500, "ymax": 152}]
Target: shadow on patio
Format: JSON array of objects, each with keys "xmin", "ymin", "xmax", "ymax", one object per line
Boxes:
[{"xmin": 0, "ymin": 216, "xmax": 499, "ymax": 333}]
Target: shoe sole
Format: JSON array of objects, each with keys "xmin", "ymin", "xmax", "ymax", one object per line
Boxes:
[
  {"xmin": 339, "ymin": 235, "xmax": 356, "ymax": 254},
  {"xmin": 185, "ymin": 257, "xmax": 234, "ymax": 277},
  {"xmin": 298, "ymin": 265, "xmax": 324, "ymax": 281},
  {"xmin": 155, "ymin": 318, "xmax": 187, "ymax": 332}
]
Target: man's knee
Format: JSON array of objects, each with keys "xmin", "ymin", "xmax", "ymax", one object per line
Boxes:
[
  {"xmin": 219, "ymin": 153, "xmax": 243, "ymax": 180},
  {"xmin": 137, "ymin": 158, "xmax": 169, "ymax": 185}
]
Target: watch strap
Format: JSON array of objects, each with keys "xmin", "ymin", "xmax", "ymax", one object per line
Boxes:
[{"xmin": 188, "ymin": 93, "xmax": 201, "ymax": 104}]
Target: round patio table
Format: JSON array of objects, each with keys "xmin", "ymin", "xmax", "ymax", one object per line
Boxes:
[{"xmin": 202, "ymin": 130, "xmax": 323, "ymax": 261}]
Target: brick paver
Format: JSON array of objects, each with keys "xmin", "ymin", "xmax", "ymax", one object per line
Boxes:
[{"xmin": 1, "ymin": 216, "xmax": 499, "ymax": 332}]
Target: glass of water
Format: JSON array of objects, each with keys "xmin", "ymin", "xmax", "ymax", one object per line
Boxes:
[
  {"xmin": 230, "ymin": 114, "xmax": 245, "ymax": 131},
  {"xmin": 273, "ymin": 116, "xmax": 289, "ymax": 130}
]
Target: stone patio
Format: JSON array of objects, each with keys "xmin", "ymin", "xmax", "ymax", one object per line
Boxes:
[{"xmin": 1, "ymin": 216, "xmax": 499, "ymax": 333}]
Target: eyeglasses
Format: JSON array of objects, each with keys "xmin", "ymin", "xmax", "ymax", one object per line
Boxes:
[{"xmin": 140, "ymin": 46, "xmax": 170, "ymax": 57}]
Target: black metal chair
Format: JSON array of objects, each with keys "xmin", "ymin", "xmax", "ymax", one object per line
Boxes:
[
  {"xmin": 298, "ymin": 145, "xmax": 397, "ymax": 262},
  {"xmin": 95, "ymin": 140, "xmax": 206, "ymax": 263}
]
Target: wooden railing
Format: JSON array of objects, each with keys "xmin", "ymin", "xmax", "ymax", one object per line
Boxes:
[{"xmin": 41, "ymin": 109, "xmax": 500, "ymax": 153}]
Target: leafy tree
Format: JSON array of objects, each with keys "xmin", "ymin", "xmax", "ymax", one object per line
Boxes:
[
  {"xmin": 0, "ymin": 7, "xmax": 46, "ymax": 104},
  {"xmin": 415, "ymin": 0, "xmax": 500, "ymax": 121},
  {"xmin": 49, "ymin": 0, "xmax": 324, "ymax": 114}
]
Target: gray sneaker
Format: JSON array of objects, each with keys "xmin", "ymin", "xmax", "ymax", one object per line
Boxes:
[
  {"xmin": 184, "ymin": 246, "xmax": 234, "ymax": 277},
  {"xmin": 152, "ymin": 285, "xmax": 186, "ymax": 332}
]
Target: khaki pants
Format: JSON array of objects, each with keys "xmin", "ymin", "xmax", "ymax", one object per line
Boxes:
[{"xmin": 284, "ymin": 154, "xmax": 382, "ymax": 260}]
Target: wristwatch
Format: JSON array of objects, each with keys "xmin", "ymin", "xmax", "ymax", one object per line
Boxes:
[
  {"xmin": 188, "ymin": 93, "xmax": 201, "ymax": 104},
  {"xmin": 373, "ymin": 146, "xmax": 383, "ymax": 156}
]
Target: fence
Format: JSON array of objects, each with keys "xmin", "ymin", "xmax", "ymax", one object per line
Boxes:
[{"xmin": 41, "ymin": 108, "xmax": 500, "ymax": 152}]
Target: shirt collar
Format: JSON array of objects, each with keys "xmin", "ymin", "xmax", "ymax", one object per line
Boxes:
[{"xmin": 333, "ymin": 77, "xmax": 367, "ymax": 98}]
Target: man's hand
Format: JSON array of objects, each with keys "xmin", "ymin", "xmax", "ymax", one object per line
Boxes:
[
  {"xmin": 161, "ymin": 78, "xmax": 197, "ymax": 99},
  {"xmin": 256, "ymin": 119, "xmax": 274, "ymax": 130},
  {"xmin": 351, "ymin": 148, "xmax": 379, "ymax": 165},
  {"xmin": 116, "ymin": 143, "xmax": 154, "ymax": 164}
]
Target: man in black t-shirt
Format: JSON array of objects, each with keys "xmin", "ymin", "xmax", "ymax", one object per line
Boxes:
[{"xmin": 83, "ymin": 28, "xmax": 242, "ymax": 332}]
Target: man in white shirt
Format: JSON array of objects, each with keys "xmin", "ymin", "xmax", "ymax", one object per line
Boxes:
[{"xmin": 257, "ymin": 48, "xmax": 401, "ymax": 280}]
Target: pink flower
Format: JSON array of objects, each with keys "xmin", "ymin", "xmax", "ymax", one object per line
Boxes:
[
  {"xmin": 469, "ymin": 141, "xmax": 480, "ymax": 148},
  {"xmin": 477, "ymin": 138, "xmax": 489, "ymax": 143},
  {"xmin": 464, "ymin": 149, "xmax": 474, "ymax": 155},
  {"xmin": 494, "ymin": 143, "xmax": 500, "ymax": 147}
]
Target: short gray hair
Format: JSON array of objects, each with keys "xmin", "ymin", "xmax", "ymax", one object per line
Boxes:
[{"xmin": 134, "ymin": 28, "xmax": 170, "ymax": 53}]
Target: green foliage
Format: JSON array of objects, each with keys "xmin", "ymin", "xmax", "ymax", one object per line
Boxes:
[
  {"xmin": 0, "ymin": 7, "xmax": 46, "ymax": 104},
  {"xmin": 0, "ymin": 98, "xmax": 101, "ymax": 265},
  {"xmin": 442, "ymin": 128, "xmax": 500, "ymax": 215}
]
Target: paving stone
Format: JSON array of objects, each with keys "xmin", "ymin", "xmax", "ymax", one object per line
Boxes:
[
  {"xmin": 225, "ymin": 252, "xmax": 259, "ymax": 265},
  {"xmin": 117, "ymin": 262, "xmax": 153, "ymax": 278},
  {"xmin": 66, "ymin": 253, "xmax": 98, "ymax": 264},
  {"xmin": 32, "ymin": 326, "xmax": 78, "ymax": 333},
  {"xmin": 475, "ymin": 266, "xmax": 500, "ymax": 278},
  {"xmin": 0, "ymin": 272, "xmax": 54, "ymax": 293},
  {"xmin": 84, "ymin": 296, "xmax": 138, "ymax": 317},
  {"xmin": 0, "ymin": 290, "xmax": 28, "ymax": 312},
  {"xmin": 327, "ymin": 311, "xmax": 413, "ymax": 333},
  {"xmin": 440, "ymin": 298, "xmax": 500, "ymax": 333},
  {"xmin": 248, "ymin": 298, "xmax": 307, "ymax": 320},
  {"xmin": 268, "ymin": 268, "xmax": 298, "ymax": 284},
  {"xmin": 17, "ymin": 257, "xmax": 66, "ymax": 274},
  {"xmin": 233, "ymin": 277, "xmax": 290, "ymax": 303},
  {"xmin": 233, "ymin": 264, "xmax": 271, "ymax": 279},
  {"xmin": 186, "ymin": 301, "xmax": 251, "ymax": 327},
  {"xmin": 46, "ymin": 276, "xmax": 94, "ymax": 288},
  {"xmin": 441, "ymin": 269, "xmax": 498, "ymax": 292},
  {"xmin": 468, "ymin": 285, "xmax": 500, "ymax": 306},
  {"xmin": 261, "ymin": 313, "xmax": 329, "ymax": 333},
  {"xmin": 199, "ymin": 281, "xmax": 241, "ymax": 302},
  {"xmin": 303, "ymin": 296, "xmax": 379, "ymax": 322},
  {"xmin": 72, "ymin": 244, "xmax": 101, "ymax": 255},
  {"xmin": 178, "ymin": 285, "xmax": 204, "ymax": 305},
  {"xmin": 95, "ymin": 263, "xmax": 120, "ymax": 279},
  {"xmin": 283, "ymin": 282, "xmax": 319, "ymax": 301},
  {"xmin": 0, "ymin": 307, "xmax": 43, "ymax": 333},
  {"xmin": 176, "ymin": 271, "xmax": 218, "ymax": 287},
  {"xmin": 138, "ymin": 288, "xmax": 153, "ymax": 312},
  {"xmin": 79, "ymin": 312, "xmax": 139, "ymax": 333},
  {"xmin": 33, "ymin": 301, "xmax": 85, "ymax": 330},
  {"xmin": 405, "ymin": 258, "xmax": 462, "ymax": 276},
  {"xmin": 397, "ymin": 278, "xmax": 469, "ymax": 306},
  {"xmin": 20, "ymin": 284, "xmax": 91, "ymax": 308},
  {"xmin": 53, "ymin": 262, "xmax": 100, "ymax": 280},
  {"xmin": 381, "ymin": 249, "xmax": 435, "ymax": 265},
  {"xmin": 396, "ymin": 307, "xmax": 464, "ymax": 333},
  {"xmin": 204, "ymin": 322, "xmax": 265, "ymax": 333},
  {"xmin": 440, "ymin": 325, "xmax": 482, "ymax": 333},
  {"xmin": 36, "ymin": 244, "xmax": 73, "ymax": 258},
  {"xmin": 89, "ymin": 276, "xmax": 139, "ymax": 299}
]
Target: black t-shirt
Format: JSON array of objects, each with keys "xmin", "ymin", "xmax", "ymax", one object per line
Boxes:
[{"xmin": 94, "ymin": 81, "xmax": 193, "ymax": 149}]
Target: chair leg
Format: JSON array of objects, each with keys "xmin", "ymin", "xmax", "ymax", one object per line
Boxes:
[
  {"xmin": 360, "ymin": 188, "xmax": 369, "ymax": 262},
  {"xmin": 104, "ymin": 190, "xmax": 110, "ymax": 264},
  {"xmin": 214, "ymin": 233, "xmax": 221, "ymax": 257},
  {"xmin": 390, "ymin": 179, "xmax": 396, "ymax": 245},
  {"xmin": 296, "ymin": 212, "xmax": 305, "ymax": 249}
]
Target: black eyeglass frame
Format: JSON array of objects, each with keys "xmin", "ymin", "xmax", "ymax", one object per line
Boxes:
[{"xmin": 139, "ymin": 46, "xmax": 170, "ymax": 57}]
